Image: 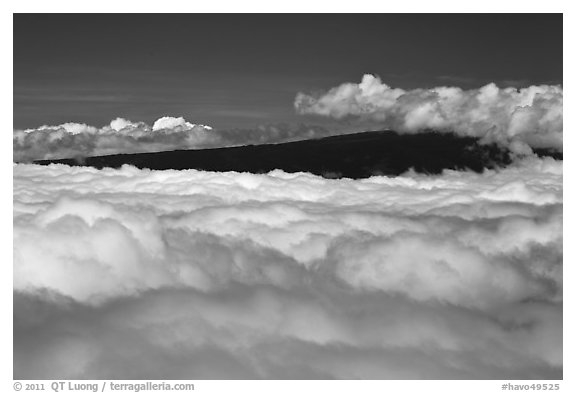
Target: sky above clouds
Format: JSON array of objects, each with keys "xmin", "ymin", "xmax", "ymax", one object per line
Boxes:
[
  {"xmin": 14, "ymin": 14, "xmax": 562, "ymax": 130},
  {"xmin": 13, "ymin": 14, "xmax": 563, "ymax": 162}
]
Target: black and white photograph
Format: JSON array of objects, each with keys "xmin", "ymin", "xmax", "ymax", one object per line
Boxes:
[{"xmin": 11, "ymin": 9, "xmax": 565, "ymax": 384}]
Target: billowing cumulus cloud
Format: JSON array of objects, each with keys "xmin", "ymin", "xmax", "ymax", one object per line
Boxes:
[
  {"xmin": 13, "ymin": 158, "xmax": 562, "ymax": 379},
  {"xmin": 152, "ymin": 116, "xmax": 213, "ymax": 131},
  {"xmin": 13, "ymin": 117, "xmax": 332, "ymax": 162},
  {"xmin": 13, "ymin": 116, "xmax": 215, "ymax": 162},
  {"xmin": 295, "ymin": 74, "xmax": 563, "ymax": 153}
]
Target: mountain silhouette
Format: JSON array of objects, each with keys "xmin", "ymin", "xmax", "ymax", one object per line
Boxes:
[{"xmin": 33, "ymin": 130, "xmax": 560, "ymax": 179}]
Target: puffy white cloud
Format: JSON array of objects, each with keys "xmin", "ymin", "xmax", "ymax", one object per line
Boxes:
[
  {"xmin": 295, "ymin": 74, "xmax": 563, "ymax": 151},
  {"xmin": 13, "ymin": 158, "xmax": 562, "ymax": 378},
  {"xmin": 109, "ymin": 117, "xmax": 139, "ymax": 132},
  {"xmin": 13, "ymin": 117, "xmax": 331, "ymax": 162},
  {"xmin": 152, "ymin": 116, "xmax": 212, "ymax": 131}
]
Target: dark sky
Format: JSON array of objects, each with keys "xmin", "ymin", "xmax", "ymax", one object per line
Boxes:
[{"xmin": 14, "ymin": 14, "xmax": 563, "ymax": 130}]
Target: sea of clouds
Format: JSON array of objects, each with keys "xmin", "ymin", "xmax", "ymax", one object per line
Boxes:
[{"xmin": 13, "ymin": 157, "xmax": 562, "ymax": 379}]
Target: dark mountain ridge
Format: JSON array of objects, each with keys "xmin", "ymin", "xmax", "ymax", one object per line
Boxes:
[{"xmin": 33, "ymin": 130, "xmax": 560, "ymax": 179}]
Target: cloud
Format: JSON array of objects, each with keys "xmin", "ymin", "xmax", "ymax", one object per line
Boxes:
[
  {"xmin": 295, "ymin": 74, "xmax": 563, "ymax": 153},
  {"xmin": 13, "ymin": 157, "xmax": 562, "ymax": 379},
  {"xmin": 152, "ymin": 116, "xmax": 213, "ymax": 131},
  {"xmin": 13, "ymin": 117, "xmax": 332, "ymax": 162},
  {"xmin": 13, "ymin": 117, "xmax": 217, "ymax": 162},
  {"xmin": 109, "ymin": 117, "xmax": 139, "ymax": 132}
]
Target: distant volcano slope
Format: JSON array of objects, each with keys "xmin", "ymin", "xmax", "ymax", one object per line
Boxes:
[{"xmin": 33, "ymin": 130, "xmax": 560, "ymax": 179}]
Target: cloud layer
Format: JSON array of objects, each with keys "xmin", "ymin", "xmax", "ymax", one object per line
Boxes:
[
  {"xmin": 13, "ymin": 117, "xmax": 332, "ymax": 162},
  {"xmin": 295, "ymin": 74, "xmax": 563, "ymax": 153},
  {"xmin": 14, "ymin": 159, "xmax": 562, "ymax": 379}
]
